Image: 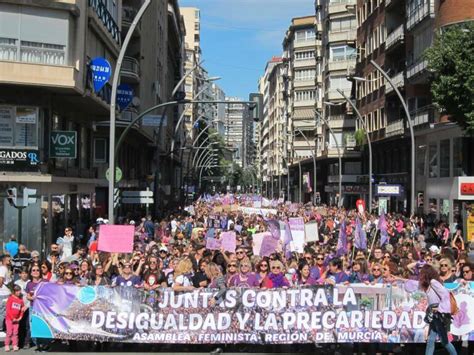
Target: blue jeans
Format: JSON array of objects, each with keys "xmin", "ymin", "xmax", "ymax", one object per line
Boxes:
[{"xmin": 425, "ymin": 329, "xmax": 457, "ymax": 355}]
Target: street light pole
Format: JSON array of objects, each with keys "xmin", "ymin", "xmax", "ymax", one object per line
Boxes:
[
  {"xmin": 336, "ymin": 89, "xmax": 373, "ymax": 213},
  {"xmin": 108, "ymin": 0, "xmax": 151, "ymax": 223},
  {"xmin": 314, "ymin": 109, "xmax": 342, "ymax": 207},
  {"xmin": 370, "ymin": 60, "xmax": 415, "ymax": 215}
]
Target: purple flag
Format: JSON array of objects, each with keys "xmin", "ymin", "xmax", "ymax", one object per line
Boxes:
[
  {"xmin": 281, "ymin": 221, "xmax": 293, "ymax": 259},
  {"xmin": 378, "ymin": 212, "xmax": 388, "ymax": 246},
  {"xmin": 354, "ymin": 218, "xmax": 367, "ymax": 250},
  {"xmin": 265, "ymin": 219, "xmax": 281, "ymax": 240},
  {"xmin": 336, "ymin": 220, "xmax": 347, "ymax": 257}
]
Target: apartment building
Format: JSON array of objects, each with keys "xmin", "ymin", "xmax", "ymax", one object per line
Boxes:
[
  {"xmin": 259, "ymin": 57, "xmax": 287, "ymax": 197},
  {"xmin": 224, "ymin": 97, "xmax": 253, "ymax": 168},
  {"xmin": 0, "ymin": 0, "xmax": 184, "ymax": 249},
  {"xmin": 317, "ymin": 0, "xmax": 361, "ymax": 207},
  {"xmin": 354, "ymin": 0, "xmax": 474, "ymax": 224}
]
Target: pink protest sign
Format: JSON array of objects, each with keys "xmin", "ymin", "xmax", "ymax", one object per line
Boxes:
[
  {"xmin": 260, "ymin": 233, "xmax": 279, "ymax": 257},
  {"xmin": 98, "ymin": 225, "xmax": 134, "ymax": 253},
  {"xmin": 206, "ymin": 238, "xmax": 222, "ymax": 250},
  {"xmin": 252, "ymin": 232, "xmax": 270, "ymax": 256},
  {"xmin": 221, "ymin": 231, "xmax": 236, "ymax": 253}
]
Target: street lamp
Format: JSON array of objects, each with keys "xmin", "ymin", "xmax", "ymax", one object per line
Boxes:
[
  {"xmin": 370, "ymin": 60, "xmax": 415, "ymax": 215},
  {"xmin": 294, "ymin": 128, "xmax": 317, "ymax": 205},
  {"xmin": 335, "ymin": 88, "xmax": 373, "ymax": 213}
]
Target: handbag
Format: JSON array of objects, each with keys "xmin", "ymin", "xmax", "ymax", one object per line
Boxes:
[{"xmin": 431, "ymin": 283, "xmax": 459, "ymax": 315}]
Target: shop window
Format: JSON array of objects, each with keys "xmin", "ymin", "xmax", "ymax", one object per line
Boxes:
[
  {"xmin": 453, "ymin": 137, "xmax": 466, "ymax": 176},
  {"xmin": 0, "ymin": 106, "xmax": 39, "ymax": 148},
  {"xmin": 428, "ymin": 142, "xmax": 438, "ymax": 178},
  {"xmin": 94, "ymin": 138, "xmax": 107, "ymax": 163},
  {"xmin": 439, "ymin": 139, "xmax": 450, "ymax": 177}
]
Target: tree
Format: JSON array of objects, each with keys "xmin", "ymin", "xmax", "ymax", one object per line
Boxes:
[{"xmin": 425, "ymin": 23, "xmax": 474, "ymax": 134}]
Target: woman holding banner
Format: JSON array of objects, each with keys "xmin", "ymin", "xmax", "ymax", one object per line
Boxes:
[{"xmin": 294, "ymin": 261, "xmax": 317, "ymax": 286}]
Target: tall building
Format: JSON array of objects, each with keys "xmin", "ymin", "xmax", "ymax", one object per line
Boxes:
[
  {"xmin": 259, "ymin": 57, "xmax": 287, "ymax": 198},
  {"xmin": 315, "ymin": 0, "xmax": 360, "ymax": 207},
  {"xmin": 0, "ymin": 0, "xmax": 184, "ymax": 247},
  {"xmin": 224, "ymin": 97, "xmax": 253, "ymax": 168},
  {"xmin": 211, "ymin": 83, "xmax": 226, "ymax": 136}
]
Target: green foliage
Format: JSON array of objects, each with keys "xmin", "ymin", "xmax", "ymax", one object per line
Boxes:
[
  {"xmin": 354, "ymin": 129, "xmax": 366, "ymax": 146},
  {"xmin": 425, "ymin": 23, "xmax": 474, "ymax": 134}
]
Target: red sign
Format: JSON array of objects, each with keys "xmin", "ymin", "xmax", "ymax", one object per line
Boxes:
[{"xmin": 460, "ymin": 183, "xmax": 474, "ymax": 195}]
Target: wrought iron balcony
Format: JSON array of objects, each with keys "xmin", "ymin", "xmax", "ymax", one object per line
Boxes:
[{"xmin": 88, "ymin": 0, "xmax": 120, "ymax": 44}]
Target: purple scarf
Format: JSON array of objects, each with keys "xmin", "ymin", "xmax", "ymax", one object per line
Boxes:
[{"xmin": 268, "ymin": 272, "xmax": 288, "ymax": 288}]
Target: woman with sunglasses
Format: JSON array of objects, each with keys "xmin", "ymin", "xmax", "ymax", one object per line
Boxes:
[
  {"xmin": 78, "ymin": 260, "xmax": 92, "ymax": 286},
  {"xmin": 228, "ymin": 260, "xmax": 259, "ymax": 288},
  {"xmin": 439, "ymin": 258, "xmax": 456, "ymax": 283},
  {"xmin": 114, "ymin": 261, "xmax": 142, "ymax": 288},
  {"xmin": 56, "ymin": 267, "xmax": 80, "ymax": 286},
  {"xmin": 225, "ymin": 261, "xmax": 239, "ymax": 286},
  {"xmin": 368, "ymin": 263, "xmax": 384, "ymax": 284},
  {"xmin": 348, "ymin": 259, "xmax": 370, "ymax": 283},
  {"xmin": 40, "ymin": 261, "xmax": 52, "ymax": 281},
  {"xmin": 418, "ymin": 264, "xmax": 457, "ymax": 355},
  {"xmin": 262, "ymin": 260, "xmax": 290, "ymax": 289},
  {"xmin": 89, "ymin": 264, "xmax": 110, "ymax": 286}
]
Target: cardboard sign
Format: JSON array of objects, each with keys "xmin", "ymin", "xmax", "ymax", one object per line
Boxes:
[
  {"xmin": 206, "ymin": 238, "xmax": 222, "ymax": 250},
  {"xmin": 260, "ymin": 233, "xmax": 279, "ymax": 257},
  {"xmin": 304, "ymin": 222, "xmax": 319, "ymax": 242},
  {"xmin": 252, "ymin": 232, "xmax": 269, "ymax": 256},
  {"xmin": 288, "ymin": 217, "xmax": 305, "ymax": 253},
  {"xmin": 221, "ymin": 231, "xmax": 236, "ymax": 253},
  {"xmin": 98, "ymin": 225, "xmax": 134, "ymax": 253}
]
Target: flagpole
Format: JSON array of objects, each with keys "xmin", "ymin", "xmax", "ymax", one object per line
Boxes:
[{"xmin": 368, "ymin": 227, "xmax": 379, "ymax": 257}]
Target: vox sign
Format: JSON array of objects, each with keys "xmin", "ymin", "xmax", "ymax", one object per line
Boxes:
[{"xmin": 50, "ymin": 131, "xmax": 77, "ymax": 158}]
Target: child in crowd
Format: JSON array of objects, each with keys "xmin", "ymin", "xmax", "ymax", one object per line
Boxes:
[{"xmin": 4, "ymin": 285, "xmax": 25, "ymax": 352}]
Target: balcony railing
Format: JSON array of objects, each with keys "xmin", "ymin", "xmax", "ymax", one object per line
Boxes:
[
  {"xmin": 121, "ymin": 56, "xmax": 140, "ymax": 81},
  {"xmin": 385, "ymin": 119, "xmax": 405, "ymax": 137},
  {"xmin": 411, "ymin": 106, "xmax": 435, "ymax": 127},
  {"xmin": 328, "ymin": 0, "xmax": 356, "ymax": 15},
  {"xmin": 407, "ymin": 1, "xmax": 434, "ymax": 31},
  {"xmin": 328, "ymin": 29, "xmax": 357, "ymax": 43},
  {"xmin": 385, "ymin": 71, "xmax": 405, "ymax": 94},
  {"xmin": 122, "ymin": 6, "xmax": 137, "ymax": 26},
  {"xmin": 386, "ymin": 25, "xmax": 404, "ymax": 50},
  {"xmin": 0, "ymin": 38, "xmax": 66, "ymax": 65},
  {"xmin": 407, "ymin": 58, "xmax": 427, "ymax": 79},
  {"xmin": 89, "ymin": 0, "xmax": 120, "ymax": 44},
  {"xmin": 120, "ymin": 107, "xmax": 137, "ymax": 122}
]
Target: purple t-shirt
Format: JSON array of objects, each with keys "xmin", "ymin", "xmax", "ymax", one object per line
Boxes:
[
  {"xmin": 25, "ymin": 279, "xmax": 45, "ymax": 295},
  {"xmin": 228, "ymin": 273, "xmax": 259, "ymax": 287},
  {"xmin": 114, "ymin": 275, "xmax": 141, "ymax": 287}
]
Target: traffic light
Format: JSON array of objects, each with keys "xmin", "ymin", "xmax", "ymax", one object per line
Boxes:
[
  {"xmin": 6, "ymin": 188, "xmax": 17, "ymax": 207},
  {"xmin": 249, "ymin": 93, "xmax": 263, "ymax": 122},
  {"xmin": 23, "ymin": 187, "xmax": 37, "ymax": 207}
]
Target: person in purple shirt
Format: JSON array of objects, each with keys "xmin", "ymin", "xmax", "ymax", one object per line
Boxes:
[
  {"xmin": 295, "ymin": 261, "xmax": 317, "ymax": 286},
  {"xmin": 322, "ymin": 258, "xmax": 349, "ymax": 285},
  {"xmin": 113, "ymin": 261, "xmax": 142, "ymax": 287},
  {"xmin": 228, "ymin": 261, "xmax": 259, "ymax": 287}
]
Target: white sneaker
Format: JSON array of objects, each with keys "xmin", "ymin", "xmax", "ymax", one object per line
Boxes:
[{"xmin": 0, "ymin": 331, "xmax": 7, "ymax": 338}]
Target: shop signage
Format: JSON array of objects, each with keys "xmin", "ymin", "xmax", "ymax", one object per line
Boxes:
[
  {"xmin": 0, "ymin": 148, "xmax": 40, "ymax": 171},
  {"xmin": 142, "ymin": 114, "xmax": 167, "ymax": 127},
  {"xmin": 116, "ymin": 84, "xmax": 134, "ymax": 111},
  {"xmin": 90, "ymin": 57, "xmax": 112, "ymax": 93},
  {"xmin": 376, "ymin": 184, "xmax": 402, "ymax": 196},
  {"xmin": 50, "ymin": 131, "xmax": 77, "ymax": 158},
  {"xmin": 460, "ymin": 183, "xmax": 474, "ymax": 195}
]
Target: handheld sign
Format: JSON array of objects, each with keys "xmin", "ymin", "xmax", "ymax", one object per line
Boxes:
[
  {"xmin": 90, "ymin": 57, "xmax": 112, "ymax": 92},
  {"xmin": 98, "ymin": 225, "xmax": 134, "ymax": 253}
]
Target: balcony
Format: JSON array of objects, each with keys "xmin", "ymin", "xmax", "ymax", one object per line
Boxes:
[
  {"xmin": 327, "ymin": 55, "xmax": 356, "ymax": 71},
  {"xmin": 385, "ymin": 71, "xmax": 405, "ymax": 94},
  {"xmin": 294, "ymin": 78, "xmax": 316, "ymax": 88},
  {"xmin": 293, "ymin": 58, "xmax": 317, "ymax": 68},
  {"xmin": 411, "ymin": 106, "xmax": 435, "ymax": 127},
  {"xmin": 122, "ymin": 6, "xmax": 141, "ymax": 35},
  {"xmin": 385, "ymin": 119, "xmax": 405, "ymax": 137},
  {"xmin": 120, "ymin": 56, "xmax": 140, "ymax": 82},
  {"xmin": 328, "ymin": 29, "xmax": 357, "ymax": 43},
  {"xmin": 294, "ymin": 99, "xmax": 317, "ymax": 108},
  {"xmin": 385, "ymin": 25, "xmax": 404, "ymax": 50},
  {"xmin": 294, "ymin": 38, "xmax": 317, "ymax": 49},
  {"xmin": 326, "ymin": 89, "xmax": 345, "ymax": 100},
  {"xmin": 407, "ymin": 1, "xmax": 434, "ymax": 31},
  {"xmin": 407, "ymin": 58, "xmax": 428, "ymax": 81},
  {"xmin": 88, "ymin": 0, "xmax": 120, "ymax": 44},
  {"xmin": 328, "ymin": 0, "xmax": 356, "ymax": 15},
  {"xmin": 293, "ymin": 119, "xmax": 316, "ymax": 130}
]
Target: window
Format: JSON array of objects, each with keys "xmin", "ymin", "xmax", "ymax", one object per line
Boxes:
[
  {"xmin": 453, "ymin": 137, "xmax": 465, "ymax": 176},
  {"xmin": 94, "ymin": 138, "xmax": 107, "ymax": 163},
  {"xmin": 294, "ymin": 90, "xmax": 316, "ymax": 102},
  {"xmin": 328, "ymin": 75, "xmax": 352, "ymax": 90},
  {"xmin": 0, "ymin": 106, "xmax": 39, "ymax": 148},
  {"xmin": 331, "ymin": 17, "xmax": 356, "ymax": 32},
  {"xmin": 295, "ymin": 29, "xmax": 315, "ymax": 42},
  {"xmin": 295, "ymin": 51, "xmax": 315, "ymax": 60},
  {"xmin": 440, "ymin": 139, "xmax": 450, "ymax": 177},
  {"xmin": 428, "ymin": 142, "xmax": 438, "ymax": 178},
  {"xmin": 294, "ymin": 69, "xmax": 316, "ymax": 81},
  {"xmin": 0, "ymin": 4, "xmax": 69, "ymax": 65},
  {"xmin": 416, "ymin": 144, "xmax": 426, "ymax": 176},
  {"xmin": 330, "ymin": 45, "xmax": 356, "ymax": 61}
]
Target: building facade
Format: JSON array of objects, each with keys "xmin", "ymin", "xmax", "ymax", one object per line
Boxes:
[{"xmin": 0, "ymin": 0, "xmax": 185, "ymax": 250}]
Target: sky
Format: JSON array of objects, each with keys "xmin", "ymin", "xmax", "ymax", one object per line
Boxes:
[{"xmin": 179, "ymin": 0, "xmax": 315, "ymax": 99}]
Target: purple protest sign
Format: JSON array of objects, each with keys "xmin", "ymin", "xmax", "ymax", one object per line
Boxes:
[
  {"xmin": 221, "ymin": 231, "xmax": 236, "ymax": 253},
  {"xmin": 206, "ymin": 238, "xmax": 221, "ymax": 250},
  {"xmin": 260, "ymin": 233, "xmax": 279, "ymax": 257},
  {"xmin": 288, "ymin": 217, "xmax": 305, "ymax": 253}
]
